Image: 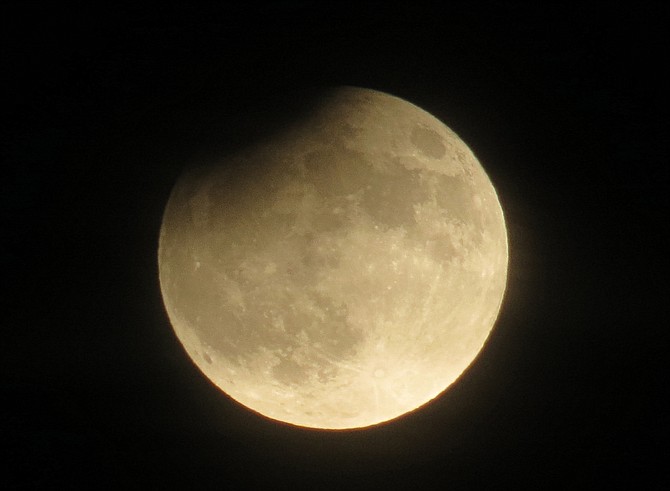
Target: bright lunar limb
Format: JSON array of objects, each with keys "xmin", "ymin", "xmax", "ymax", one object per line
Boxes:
[{"xmin": 158, "ymin": 87, "xmax": 508, "ymax": 429}]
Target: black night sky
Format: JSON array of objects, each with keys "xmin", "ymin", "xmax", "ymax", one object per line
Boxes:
[{"xmin": 3, "ymin": 3, "xmax": 667, "ymax": 488}]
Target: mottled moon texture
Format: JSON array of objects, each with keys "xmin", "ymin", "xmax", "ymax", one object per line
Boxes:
[{"xmin": 158, "ymin": 87, "xmax": 508, "ymax": 429}]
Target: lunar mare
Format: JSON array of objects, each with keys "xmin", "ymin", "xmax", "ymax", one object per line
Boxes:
[{"xmin": 158, "ymin": 87, "xmax": 508, "ymax": 429}]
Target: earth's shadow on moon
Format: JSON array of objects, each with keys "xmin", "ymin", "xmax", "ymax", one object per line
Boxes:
[{"xmin": 172, "ymin": 86, "xmax": 342, "ymax": 177}]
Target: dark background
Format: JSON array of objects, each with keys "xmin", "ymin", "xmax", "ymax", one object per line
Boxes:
[{"xmin": 3, "ymin": 2, "xmax": 667, "ymax": 488}]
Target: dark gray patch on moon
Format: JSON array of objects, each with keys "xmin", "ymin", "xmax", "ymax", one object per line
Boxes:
[
  {"xmin": 434, "ymin": 175, "xmax": 479, "ymax": 225},
  {"xmin": 361, "ymin": 167, "xmax": 429, "ymax": 229},
  {"xmin": 303, "ymin": 147, "xmax": 370, "ymax": 197},
  {"xmin": 411, "ymin": 125, "xmax": 446, "ymax": 159},
  {"xmin": 272, "ymin": 357, "xmax": 307, "ymax": 385}
]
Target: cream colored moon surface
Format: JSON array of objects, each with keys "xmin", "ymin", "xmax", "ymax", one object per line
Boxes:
[{"xmin": 158, "ymin": 87, "xmax": 508, "ymax": 429}]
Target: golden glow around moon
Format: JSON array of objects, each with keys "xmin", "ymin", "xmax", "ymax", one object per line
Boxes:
[{"xmin": 158, "ymin": 87, "xmax": 508, "ymax": 429}]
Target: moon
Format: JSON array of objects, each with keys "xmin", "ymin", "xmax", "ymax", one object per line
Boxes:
[{"xmin": 158, "ymin": 87, "xmax": 508, "ymax": 429}]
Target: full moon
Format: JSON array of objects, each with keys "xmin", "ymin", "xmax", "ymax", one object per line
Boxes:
[{"xmin": 158, "ymin": 87, "xmax": 508, "ymax": 429}]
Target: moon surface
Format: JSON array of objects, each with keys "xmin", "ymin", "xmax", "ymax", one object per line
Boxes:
[{"xmin": 158, "ymin": 87, "xmax": 508, "ymax": 429}]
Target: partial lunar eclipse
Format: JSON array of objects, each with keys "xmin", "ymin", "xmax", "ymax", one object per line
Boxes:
[{"xmin": 158, "ymin": 87, "xmax": 508, "ymax": 429}]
